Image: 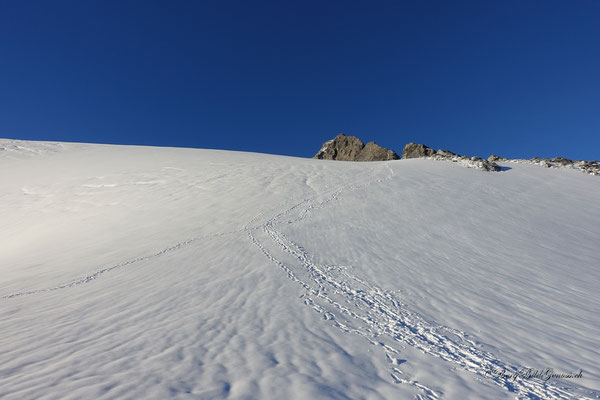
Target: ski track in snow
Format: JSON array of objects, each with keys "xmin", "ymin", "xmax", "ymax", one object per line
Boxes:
[{"xmin": 245, "ymin": 163, "xmax": 597, "ymax": 400}]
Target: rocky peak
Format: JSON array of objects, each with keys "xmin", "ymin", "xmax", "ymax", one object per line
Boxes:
[
  {"xmin": 314, "ymin": 134, "xmax": 399, "ymax": 161},
  {"xmin": 401, "ymin": 142, "xmax": 436, "ymax": 159}
]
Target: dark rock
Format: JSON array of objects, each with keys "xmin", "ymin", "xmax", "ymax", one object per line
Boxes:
[
  {"xmin": 356, "ymin": 142, "xmax": 400, "ymax": 161},
  {"xmin": 313, "ymin": 134, "xmax": 364, "ymax": 161},
  {"xmin": 401, "ymin": 142, "xmax": 436, "ymax": 159},
  {"xmin": 478, "ymin": 160, "xmax": 502, "ymax": 172},
  {"xmin": 314, "ymin": 134, "xmax": 399, "ymax": 161}
]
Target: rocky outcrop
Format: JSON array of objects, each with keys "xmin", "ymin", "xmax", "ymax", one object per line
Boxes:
[
  {"xmin": 489, "ymin": 154, "xmax": 600, "ymax": 176},
  {"xmin": 577, "ymin": 160, "xmax": 600, "ymax": 175},
  {"xmin": 435, "ymin": 154, "xmax": 502, "ymax": 172},
  {"xmin": 487, "ymin": 154, "xmax": 507, "ymax": 162},
  {"xmin": 314, "ymin": 134, "xmax": 363, "ymax": 161},
  {"xmin": 314, "ymin": 136, "xmax": 598, "ymax": 175},
  {"xmin": 356, "ymin": 142, "xmax": 399, "ymax": 161},
  {"xmin": 462, "ymin": 156, "xmax": 502, "ymax": 172},
  {"xmin": 402, "ymin": 142, "xmax": 436, "ymax": 159},
  {"xmin": 436, "ymin": 149, "xmax": 456, "ymax": 157},
  {"xmin": 314, "ymin": 134, "xmax": 399, "ymax": 161},
  {"xmin": 402, "ymin": 142, "xmax": 501, "ymax": 172}
]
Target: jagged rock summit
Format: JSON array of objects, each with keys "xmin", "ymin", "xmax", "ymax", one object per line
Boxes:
[{"xmin": 313, "ymin": 134, "xmax": 399, "ymax": 161}]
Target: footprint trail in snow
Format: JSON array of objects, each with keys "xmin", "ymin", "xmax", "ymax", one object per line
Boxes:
[{"xmin": 246, "ymin": 164, "xmax": 597, "ymax": 400}]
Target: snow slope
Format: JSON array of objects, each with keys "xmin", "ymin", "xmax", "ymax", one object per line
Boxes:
[{"xmin": 1, "ymin": 139, "xmax": 599, "ymax": 400}]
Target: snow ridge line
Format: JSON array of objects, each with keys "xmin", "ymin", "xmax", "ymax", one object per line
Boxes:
[{"xmin": 248, "ymin": 163, "xmax": 596, "ymax": 399}]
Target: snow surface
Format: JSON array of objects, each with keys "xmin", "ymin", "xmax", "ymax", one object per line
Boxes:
[{"xmin": 1, "ymin": 139, "xmax": 599, "ymax": 400}]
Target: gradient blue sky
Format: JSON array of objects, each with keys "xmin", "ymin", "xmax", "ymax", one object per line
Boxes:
[{"xmin": 1, "ymin": 1, "xmax": 599, "ymax": 160}]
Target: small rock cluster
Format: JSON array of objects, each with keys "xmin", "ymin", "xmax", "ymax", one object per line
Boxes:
[
  {"xmin": 402, "ymin": 142, "xmax": 501, "ymax": 172},
  {"xmin": 488, "ymin": 155, "xmax": 600, "ymax": 176},
  {"xmin": 313, "ymin": 134, "xmax": 399, "ymax": 161}
]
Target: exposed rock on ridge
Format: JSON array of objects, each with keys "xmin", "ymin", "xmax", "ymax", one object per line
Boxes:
[
  {"xmin": 356, "ymin": 142, "xmax": 400, "ymax": 161},
  {"xmin": 401, "ymin": 143, "xmax": 502, "ymax": 172},
  {"xmin": 402, "ymin": 142, "xmax": 436, "ymax": 159},
  {"xmin": 488, "ymin": 155, "xmax": 599, "ymax": 176},
  {"xmin": 313, "ymin": 135, "xmax": 598, "ymax": 176},
  {"xmin": 314, "ymin": 134, "xmax": 399, "ymax": 161}
]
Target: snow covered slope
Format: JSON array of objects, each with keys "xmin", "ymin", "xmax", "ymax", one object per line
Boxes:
[{"xmin": 1, "ymin": 139, "xmax": 599, "ymax": 400}]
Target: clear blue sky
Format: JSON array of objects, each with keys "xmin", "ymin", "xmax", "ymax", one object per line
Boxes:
[{"xmin": 1, "ymin": 1, "xmax": 599, "ymax": 160}]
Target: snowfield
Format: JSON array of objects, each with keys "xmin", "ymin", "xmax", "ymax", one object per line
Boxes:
[{"xmin": 1, "ymin": 139, "xmax": 599, "ymax": 400}]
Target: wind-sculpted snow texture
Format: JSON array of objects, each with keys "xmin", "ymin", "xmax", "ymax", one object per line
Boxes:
[{"xmin": 1, "ymin": 139, "xmax": 599, "ymax": 399}]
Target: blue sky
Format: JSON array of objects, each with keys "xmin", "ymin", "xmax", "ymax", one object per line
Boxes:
[{"xmin": 1, "ymin": 1, "xmax": 599, "ymax": 160}]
